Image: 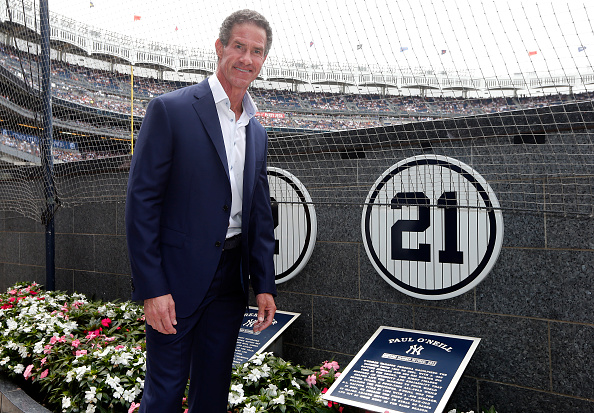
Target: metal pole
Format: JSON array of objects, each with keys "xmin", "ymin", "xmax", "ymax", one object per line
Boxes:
[
  {"xmin": 131, "ymin": 64, "xmax": 134, "ymax": 154},
  {"xmin": 39, "ymin": 0, "xmax": 55, "ymax": 291}
]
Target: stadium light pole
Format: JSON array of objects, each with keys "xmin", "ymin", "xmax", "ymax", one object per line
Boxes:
[{"xmin": 39, "ymin": 0, "xmax": 56, "ymax": 291}]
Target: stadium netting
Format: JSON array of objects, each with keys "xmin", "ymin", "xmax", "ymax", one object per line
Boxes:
[{"xmin": 0, "ymin": 0, "xmax": 593, "ymax": 222}]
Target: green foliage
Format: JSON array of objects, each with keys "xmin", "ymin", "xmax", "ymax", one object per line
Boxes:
[
  {"xmin": 0, "ymin": 282, "xmax": 146, "ymax": 412},
  {"xmin": 228, "ymin": 352, "xmax": 345, "ymax": 412}
]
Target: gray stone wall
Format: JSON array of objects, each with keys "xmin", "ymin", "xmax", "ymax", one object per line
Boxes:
[{"xmin": 0, "ymin": 114, "xmax": 593, "ymax": 411}]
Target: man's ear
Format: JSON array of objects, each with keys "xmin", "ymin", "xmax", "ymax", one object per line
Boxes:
[{"xmin": 215, "ymin": 38, "xmax": 223, "ymax": 60}]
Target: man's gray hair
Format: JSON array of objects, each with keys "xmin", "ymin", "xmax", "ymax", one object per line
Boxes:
[{"xmin": 219, "ymin": 9, "xmax": 272, "ymax": 56}]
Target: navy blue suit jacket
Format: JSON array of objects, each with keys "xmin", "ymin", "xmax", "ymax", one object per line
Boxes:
[{"xmin": 125, "ymin": 79, "xmax": 277, "ymax": 318}]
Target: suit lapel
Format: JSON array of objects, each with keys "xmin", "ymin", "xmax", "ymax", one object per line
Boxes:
[{"xmin": 191, "ymin": 81, "xmax": 229, "ymax": 181}]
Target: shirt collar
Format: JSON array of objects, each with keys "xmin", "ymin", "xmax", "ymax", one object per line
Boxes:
[{"xmin": 208, "ymin": 75, "xmax": 258, "ymax": 119}]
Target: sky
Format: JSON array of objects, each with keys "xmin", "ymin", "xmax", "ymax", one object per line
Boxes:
[{"xmin": 47, "ymin": 0, "xmax": 594, "ymax": 78}]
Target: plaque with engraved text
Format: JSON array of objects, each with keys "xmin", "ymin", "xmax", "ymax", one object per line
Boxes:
[
  {"xmin": 233, "ymin": 307, "xmax": 300, "ymax": 366},
  {"xmin": 323, "ymin": 327, "xmax": 480, "ymax": 413}
]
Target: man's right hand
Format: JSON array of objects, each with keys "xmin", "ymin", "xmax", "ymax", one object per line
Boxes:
[{"xmin": 144, "ymin": 294, "xmax": 177, "ymax": 334}]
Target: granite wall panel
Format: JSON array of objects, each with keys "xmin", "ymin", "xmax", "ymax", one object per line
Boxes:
[
  {"xmin": 73, "ymin": 270, "xmax": 130, "ymax": 302},
  {"xmin": 94, "ymin": 234, "xmax": 130, "ymax": 275},
  {"xmin": 478, "ymin": 381, "xmax": 594, "ymax": 412},
  {"xmin": 414, "ymin": 307, "xmax": 551, "ymax": 391},
  {"xmin": 19, "ymin": 232, "xmax": 44, "ymax": 266},
  {"xmin": 278, "ymin": 241, "xmax": 360, "ymax": 300},
  {"xmin": 73, "ymin": 202, "xmax": 117, "ymax": 235},
  {"xmin": 55, "ymin": 233, "xmax": 94, "ymax": 272},
  {"xmin": 312, "ymin": 296, "xmax": 414, "ymax": 355},
  {"xmin": 0, "ymin": 232, "xmax": 19, "ymax": 264},
  {"xmin": 550, "ymin": 322, "xmax": 594, "ymax": 399}
]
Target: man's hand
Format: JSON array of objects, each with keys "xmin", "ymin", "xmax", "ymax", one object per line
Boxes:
[
  {"xmin": 253, "ymin": 293, "xmax": 276, "ymax": 332},
  {"xmin": 144, "ymin": 294, "xmax": 177, "ymax": 334}
]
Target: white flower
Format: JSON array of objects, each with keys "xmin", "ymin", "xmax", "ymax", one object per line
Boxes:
[
  {"xmin": 113, "ymin": 386, "xmax": 124, "ymax": 399},
  {"xmin": 271, "ymin": 394, "xmax": 285, "ymax": 405},
  {"xmin": 62, "ymin": 396, "xmax": 72, "ymax": 410},
  {"xmin": 243, "ymin": 404, "xmax": 257, "ymax": 413},
  {"xmin": 228, "ymin": 391, "xmax": 246, "ymax": 406},
  {"xmin": 122, "ymin": 389, "xmax": 136, "ymax": 403},
  {"xmin": 17, "ymin": 344, "xmax": 28, "ymax": 358},
  {"xmin": 74, "ymin": 366, "xmax": 91, "ymax": 381},
  {"xmin": 85, "ymin": 404, "xmax": 96, "ymax": 413},
  {"xmin": 291, "ymin": 378, "xmax": 300, "ymax": 389},
  {"xmin": 105, "ymin": 374, "xmax": 121, "ymax": 389},
  {"xmin": 111, "ymin": 351, "xmax": 133, "ymax": 366},
  {"xmin": 6, "ymin": 319, "xmax": 17, "ymax": 331},
  {"xmin": 13, "ymin": 364, "xmax": 24, "ymax": 374},
  {"xmin": 0, "ymin": 357, "xmax": 9, "ymax": 365},
  {"xmin": 247, "ymin": 368, "xmax": 262, "ymax": 382},
  {"xmin": 85, "ymin": 386, "xmax": 97, "ymax": 402},
  {"xmin": 33, "ymin": 341, "xmax": 45, "ymax": 354},
  {"xmin": 264, "ymin": 383, "xmax": 278, "ymax": 397},
  {"xmin": 230, "ymin": 383, "xmax": 244, "ymax": 393}
]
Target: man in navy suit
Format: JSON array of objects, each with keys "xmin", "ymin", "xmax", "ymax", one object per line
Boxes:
[{"xmin": 125, "ymin": 9, "xmax": 277, "ymax": 412}]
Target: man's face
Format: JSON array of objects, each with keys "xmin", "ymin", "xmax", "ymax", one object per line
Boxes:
[{"xmin": 215, "ymin": 22, "xmax": 267, "ymax": 96}]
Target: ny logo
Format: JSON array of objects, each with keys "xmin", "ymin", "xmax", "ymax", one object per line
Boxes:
[{"xmin": 406, "ymin": 344, "xmax": 424, "ymax": 356}]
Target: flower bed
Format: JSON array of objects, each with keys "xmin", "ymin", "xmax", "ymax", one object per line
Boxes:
[{"xmin": 0, "ymin": 282, "xmax": 495, "ymax": 413}]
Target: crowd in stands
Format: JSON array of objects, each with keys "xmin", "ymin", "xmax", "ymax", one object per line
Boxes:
[
  {"xmin": 2, "ymin": 42, "xmax": 594, "ymax": 135},
  {"xmin": 1, "ymin": 130, "xmax": 126, "ymax": 164},
  {"xmin": 1, "ymin": 132, "xmax": 39, "ymax": 157}
]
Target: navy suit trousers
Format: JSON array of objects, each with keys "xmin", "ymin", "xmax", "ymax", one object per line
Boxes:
[{"xmin": 140, "ymin": 246, "xmax": 245, "ymax": 413}]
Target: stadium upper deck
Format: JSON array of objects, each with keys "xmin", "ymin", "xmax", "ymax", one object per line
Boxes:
[{"xmin": 2, "ymin": 0, "xmax": 594, "ymax": 97}]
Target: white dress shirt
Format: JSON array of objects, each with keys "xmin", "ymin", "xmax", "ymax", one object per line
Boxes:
[{"xmin": 208, "ymin": 75, "xmax": 258, "ymax": 239}]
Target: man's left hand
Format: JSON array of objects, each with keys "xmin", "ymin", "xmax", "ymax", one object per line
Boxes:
[{"xmin": 254, "ymin": 293, "xmax": 276, "ymax": 332}]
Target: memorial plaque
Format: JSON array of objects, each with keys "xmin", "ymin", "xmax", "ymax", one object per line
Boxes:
[
  {"xmin": 323, "ymin": 326, "xmax": 480, "ymax": 413},
  {"xmin": 233, "ymin": 307, "xmax": 300, "ymax": 366}
]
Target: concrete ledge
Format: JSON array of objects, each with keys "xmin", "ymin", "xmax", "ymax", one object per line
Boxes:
[{"xmin": 0, "ymin": 376, "xmax": 52, "ymax": 413}]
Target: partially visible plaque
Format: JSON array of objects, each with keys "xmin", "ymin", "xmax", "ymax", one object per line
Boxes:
[
  {"xmin": 233, "ymin": 307, "xmax": 300, "ymax": 366},
  {"xmin": 323, "ymin": 326, "xmax": 480, "ymax": 413}
]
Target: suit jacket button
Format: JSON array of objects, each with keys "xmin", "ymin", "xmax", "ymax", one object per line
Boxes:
[
  {"xmin": 223, "ymin": 205, "xmax": 229, "ymax": 211},
  {"xmin": 215, "ymin": 241, "xmax": 221, "ymax": 247}
]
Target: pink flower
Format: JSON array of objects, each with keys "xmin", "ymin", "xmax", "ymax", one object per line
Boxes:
[
  {"xmin": 115, "ymin": 345, "xmax": 125, "ymax": 350},
  {"xmin": 40, "ymin": 357, "xmax": 47, "ymax": 366},
  {"xmin": 306, "ymin": 374, "xmax": 317, "ymax": 387},
  {"xmin": 23, "ymin": 364, "xmax": 33, "ymax": 379},
  {"xmin": 323, "ymin": 360, "xmax": 340, "ymax": 371},
  {"xmin": 40, "ymin": 369, "xmax": 48, "ymax": 379},
  {"xmin": 320, "ymin": 368, "xmax": 329, "ymax": 375},
  {"xmin": 43, "ymin": 345, "xmax": 53, "ymax": 354},
  {"xmin": 75, "ymin": 350, "xmax": 88, "ymax": 357},
  {"xmin": 335, "ymin": 372, "xmax": 341, "ymax": 378},
  {"xmin": 71, "ymin": 339, "xmax": 80, "ymax": 348},
  {"xmin": 50, "ymin": 336, "xmax": 58, "ymax": 345},
  {"xmin": 128, "ymin": 402, "xmax": 140, "ymax": 413},
  {"xmin": 8, "ymin": 289, "xmax": 17, "ymax": 295},
  {"xmin": 86, "ymin": 329, "xmax": 102, "ymax": 339},
  {"xmin": 101, "ymin": 318, "xmax": 112, "ymax": 327}
]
